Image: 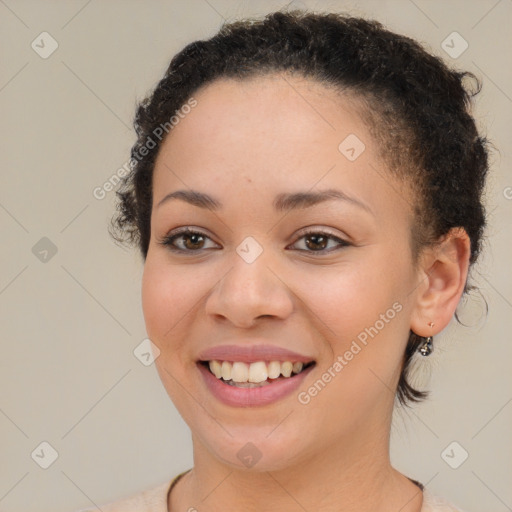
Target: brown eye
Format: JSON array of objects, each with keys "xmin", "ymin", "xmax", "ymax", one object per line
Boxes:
[
  {"xmin": 180, "ymin": 232, "xmax": 206, "ymax": 250},
  {"xmin": 290, "ymin": 229, "xmax": 351, "ymax": 254},
  {"xmin": 159, "ymin": 228, "xmax": 219, "ymax": 253},
  {"xmin": 304, "ymin": 233, "xmax": 329, "ymax": 251}
]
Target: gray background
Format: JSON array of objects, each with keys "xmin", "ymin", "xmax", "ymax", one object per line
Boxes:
[{"xmin": 0, "ymin": 1, "xmax": 511, "ymax": 511}]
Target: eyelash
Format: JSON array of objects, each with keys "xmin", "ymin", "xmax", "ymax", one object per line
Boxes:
[{"xmin": 157, "ymin": 227, "xmax": 351, "ymax": 255}]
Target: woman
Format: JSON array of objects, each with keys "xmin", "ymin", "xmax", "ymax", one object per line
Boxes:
[{"xmin": 80, "ymin": 9, "xmax": 489, "ymax": 512}]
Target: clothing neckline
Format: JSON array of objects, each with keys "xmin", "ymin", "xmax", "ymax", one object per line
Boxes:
[
  {"xmin": 408, "ymin": 477, "xmax": 425, "ymax": 491},
  {"xmin": 166, "ymin": 468, "xmax": 192, "ymax": 510},
  {"xmin": 165, "ymin": 469, "xmax": 424, "ymax": 510}
]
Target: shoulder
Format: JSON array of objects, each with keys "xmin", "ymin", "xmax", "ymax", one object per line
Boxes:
[
  {"xmin": 421, "ymin": 488, "xmax": 467, "ymax": 512},
  {"xmin": 71, "ymin": 480, "xmax": 172, "ymax": 512}
]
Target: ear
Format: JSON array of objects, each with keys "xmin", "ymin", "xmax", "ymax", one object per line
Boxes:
[{"xmin": 410, "ymin": 227, "xmax": 471, "ymax": 337}]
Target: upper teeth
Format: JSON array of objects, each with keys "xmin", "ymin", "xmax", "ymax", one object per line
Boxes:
[{"xmin": 208, "ymin": 360, "xmax": 306, "ymax": 383}]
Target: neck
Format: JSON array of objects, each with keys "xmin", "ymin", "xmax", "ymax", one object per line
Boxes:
[{"xmin": 169, "ymin": 424, "xmax": 423, "ymax": 512}]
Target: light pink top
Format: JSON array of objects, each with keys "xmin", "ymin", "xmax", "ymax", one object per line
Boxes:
[{"xmin": 73, "ymin": 470, "xmax": 466, "ymax": 512}]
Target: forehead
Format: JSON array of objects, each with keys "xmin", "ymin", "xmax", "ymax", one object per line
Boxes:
[
  {"xmin": 155, "ymin": 75, "xmax": 374, "ymax": 180},
  {"xmin": 152, "ymin": 74, "xmax": 413, "ymax": 223}
]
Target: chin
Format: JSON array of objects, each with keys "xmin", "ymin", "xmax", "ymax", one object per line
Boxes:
[{"xmin": 198, "ymin": 426, "xmax": 308, "ymax": 472}]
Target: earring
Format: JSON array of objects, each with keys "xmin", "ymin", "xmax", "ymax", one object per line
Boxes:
[{"xmin": 418, "ymin": 321, "xmax": 434, "ymax": 356}]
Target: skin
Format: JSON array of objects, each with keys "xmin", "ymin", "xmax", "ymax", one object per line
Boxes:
[{"xmin": 141, "ymin": 73, "xmax": 470, "ymax": 512}]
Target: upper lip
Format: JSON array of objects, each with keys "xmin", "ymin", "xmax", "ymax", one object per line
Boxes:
[{"xmin": 197, "ymin": 344, "xmax": 315, "ymax": 363}]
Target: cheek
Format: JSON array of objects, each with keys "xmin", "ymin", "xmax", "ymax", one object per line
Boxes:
[
  {"xmin": 294, "ymin": 265, "xmax": 410, "ymax": 422},
  {"xmin": 141, "ymin": 256, "xmax": 197, "ymax": 345},
  {"xmin": 141, "ymin": 257, "xmax": 196, "ymax": 403},
  {"xmin": 297, "ymin": 261, "xmax": 407, "ymax": 343}
]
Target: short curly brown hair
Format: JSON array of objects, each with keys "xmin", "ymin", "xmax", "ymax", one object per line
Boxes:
[{"xmin": 110, "ymin": 9, "xmax": 490, "ymax": 406}]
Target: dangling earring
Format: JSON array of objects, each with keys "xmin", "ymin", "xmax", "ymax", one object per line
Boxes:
[{"xmin": 418, "ymin": 321, "xmax": 434, "ymax": 356}]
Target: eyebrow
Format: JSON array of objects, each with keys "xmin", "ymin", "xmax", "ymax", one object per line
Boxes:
[{"xmin": 156, "ymin": 188, "xmax": 373, "ymax": 215}]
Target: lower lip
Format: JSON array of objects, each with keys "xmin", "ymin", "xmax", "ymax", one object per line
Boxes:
[{"xmin": 197, "ymin": 362, "xmax": 315, "ymax": 407}]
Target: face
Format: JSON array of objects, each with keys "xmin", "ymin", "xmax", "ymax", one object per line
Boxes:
[{"xmin": 142, "ymin": 74, "xmax": 422, "ymax": 471}]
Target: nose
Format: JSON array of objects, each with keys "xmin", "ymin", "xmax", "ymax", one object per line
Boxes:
[{"xmin": 204, "ymin": 252, "xmax": 294, "ymax": 328}]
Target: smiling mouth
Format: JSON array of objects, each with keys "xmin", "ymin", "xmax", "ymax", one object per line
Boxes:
[{"xmin": 199, "ymin": 360, "xmax": 316, "ymax": 387}]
